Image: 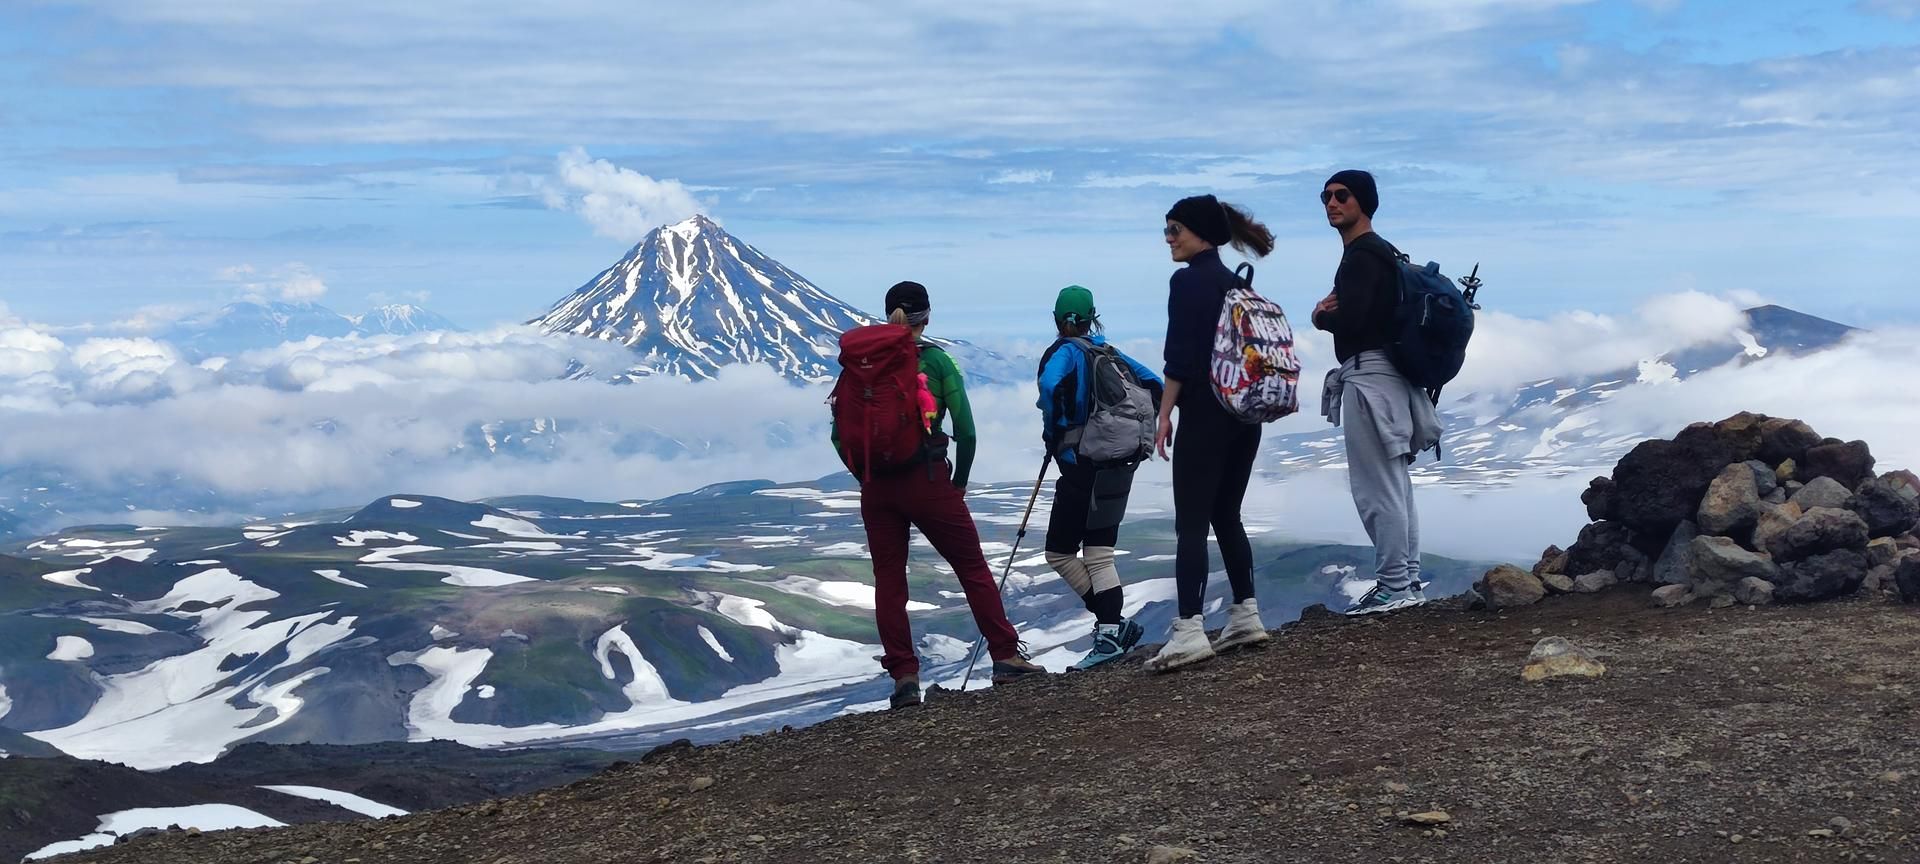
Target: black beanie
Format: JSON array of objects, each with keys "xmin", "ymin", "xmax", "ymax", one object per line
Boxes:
[
  {"xmin": 1165, "ymin": 194, "xmax": 1232, "ymax": 246},
  {"xmin": 1325, "ymin": 170, "xmax": 1379, "ymax": 218},
  {"xmin": 884, "ymin": 280, "xmax": 930, "ymax": 324}
]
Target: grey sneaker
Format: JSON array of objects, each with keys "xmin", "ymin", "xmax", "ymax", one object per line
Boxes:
[
  {"xmin": 1344, "ymin": 581, "xmax": 1429, "ymax": 616},
  {"xmin": 889, "ymin": 676, "xmax": 921, "ymax": 710}
]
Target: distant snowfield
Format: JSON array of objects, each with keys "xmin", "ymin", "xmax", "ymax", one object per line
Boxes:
[
  {"xmin": 366, "ymin": 562, "xmax": 538, "ymax": 587},
  {"xmin": 473, "ymin": 514, "xmax": 573, "ymax": 540},
  {"xmin": 261, "ymin": 784, "xmax": 408, "ymax": 819},
  {"xmin": 29, "ymin": 569, "xmax": 355, "ymax": 769},
  {"xmin": 315, "ymin": 568, "xmax": 369, "ymax": 589},
  {"xmin": 388, "ymin": 498, "xmax": 423, "ymax": 509},
  {"xmin": 41, "ymin": 567, "xmax": 96, "ymax": 590},
  {"xmin": 48, "ymin": 635, "xmax": 94, "ymax": 661},
  {"xmin": 770, "ymin": 575, "xmax": 936, "ymax": 611},
  {"xmin": 337, "ymin": 530, "xmax": 420, "ymax": 547},
  {"xmin": 814, "ymin": 541, "xmax": 866, "ymax": 557},
  {"xmin": 26, "ymin": 804, "xmax": 286, "ymax": 860}
]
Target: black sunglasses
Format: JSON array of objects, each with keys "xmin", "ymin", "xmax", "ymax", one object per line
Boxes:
[
  {"xmin": 1162, "ymin": 223, "xmax": 1183, "ymax": 238},
  {"xmin": 1320, "ymin": 188, "xmax": 1352, "ymax": 205}
]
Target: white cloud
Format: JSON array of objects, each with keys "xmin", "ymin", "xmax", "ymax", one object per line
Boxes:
[
  {"xmin": 544, "ymin": 148, "xmax": 705, "ymax": 243},
  {"xmin": 988, "ymin": 169, "xmax": 1053, "ymax": 185},
  {"xmin": 1448, "ymin": 291, "xmax": 1751, "ymax": 393},
  {"xmin": 219, "ymin": 263, "xmax": 331, "ymax": 303}
]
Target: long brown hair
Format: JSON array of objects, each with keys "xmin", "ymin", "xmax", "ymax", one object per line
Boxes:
[{"xmin": 1221, "ymin": 202, "xmax": 1274, "ymax": 258}]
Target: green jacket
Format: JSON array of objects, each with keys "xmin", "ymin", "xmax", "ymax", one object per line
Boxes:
[{"xmin": 831, "ymin": 343, "xmax": 978, "ymax": 487}]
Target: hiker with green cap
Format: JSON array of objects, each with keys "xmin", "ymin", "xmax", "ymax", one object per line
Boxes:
[{"xmin": 1036, "ymin": 285, "xmax": 1164, "ymax": 669}]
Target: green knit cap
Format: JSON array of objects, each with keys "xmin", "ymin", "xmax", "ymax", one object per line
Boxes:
[{"xmin": 1053, "ymin": 285, "xmax": 1097, "ymax": 326}]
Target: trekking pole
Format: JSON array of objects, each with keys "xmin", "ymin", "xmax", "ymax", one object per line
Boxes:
[{"xmin": 957, "ymin": 456, "xmax": 1052, "ymax": 692}]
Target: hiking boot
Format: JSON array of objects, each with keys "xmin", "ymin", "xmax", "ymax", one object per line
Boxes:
[
  {"xmin": 1071, "ymin": 622, "xmax": 1131, "ymax": 671},
  {"xmin": 1115, "ymin": 617, "xmax": 1145, "ymax": 651},
  {"xmin": 1211, "ymin": 599, "xmax": 1271, "ymax": 652},
  {"xmin": 1144, "ymin": 615, "xmax": 1214, "ymax": 673},
  {"xmin": 991, "ymin": 653, "xmax": 1047, "ymax": 684},
  {"xmin": 889, "ymin": 676, "xmax": 921, "ymax": 710},
  {"xmin": 1344, "ymin": 581, "xmax": 1429, "ymax": 616}
]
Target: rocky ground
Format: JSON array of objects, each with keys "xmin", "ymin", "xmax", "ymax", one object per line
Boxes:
[{"xmin": 53, "ymin": 588, "xmax": 1919, "ymax": 864}]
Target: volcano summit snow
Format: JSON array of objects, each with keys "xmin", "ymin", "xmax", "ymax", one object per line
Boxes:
[{"xmin": 530, "ymin": 215, "xmax": 1015, "ymax": 384}]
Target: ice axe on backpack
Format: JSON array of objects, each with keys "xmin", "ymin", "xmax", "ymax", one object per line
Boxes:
[{"xmin": 956, "ymin": 455, "xmax": 1052, "ymax": 692}]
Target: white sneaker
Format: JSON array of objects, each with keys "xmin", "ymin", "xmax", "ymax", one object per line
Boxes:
[
  {"xmin": 1211, "ymin": 599, "xmax": 1271, "ymax": 652},
  {"xmin": 1145, "ymin": 615, "xmax": 1214, "ymax": 674}
]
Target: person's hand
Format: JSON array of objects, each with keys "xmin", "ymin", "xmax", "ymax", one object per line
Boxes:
[
  {"xmin": 1313, "ymin": 292, "xmax": 1339, "ymax": 317},
  {"xmin": 1154, "ymin": 412, "xmax": 1175, "ymax": 461}
]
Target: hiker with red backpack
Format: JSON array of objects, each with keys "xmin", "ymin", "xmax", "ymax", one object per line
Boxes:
[
  {"xmin": 1312, "ymin": 170, "xmax": 1447, "ymax": 616},
  {"xmin": 1036, "ymin": 285, "xmax": 1163, "ymax": 670},
  {"xmin": 1147, "ymin": 195, "xmax": 1298, "ymax": 673},
  {"xmin": 830, "ymin": 281, "xmax": 1045, "ymax": 710}
]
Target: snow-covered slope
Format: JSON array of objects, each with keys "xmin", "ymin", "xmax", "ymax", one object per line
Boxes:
[
  {"xmin": 531, "ymin": 215, "xmax": 1017, "ymax": 384},
  {"xmin": 351, "ymin": 304, "xmax": 461, "ymax": 336}
]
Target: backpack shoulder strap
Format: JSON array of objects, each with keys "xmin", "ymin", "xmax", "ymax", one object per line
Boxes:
[{"xmin": 1233, "ymin": 262, "xmax": 1255, "ymax": 288}]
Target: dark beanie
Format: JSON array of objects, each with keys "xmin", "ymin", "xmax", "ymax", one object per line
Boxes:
[
  {"xmin": 1165, "ymin": 195, "xmax": 1232, "ymax": 246},
  {"xmin": 1325, "ymin": 170, "xmax": 1379, "ymax": 218},
  {"xmin": 884, "ymin": 280, "xmax": 930, "ymax": 324}
]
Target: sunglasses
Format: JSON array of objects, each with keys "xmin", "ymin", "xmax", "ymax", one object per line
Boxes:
[
  {"xmin": 1320, "ymin": 188, "xmax": 1352, "ymax": 205},
  {"xmin": 1162, "ymin": 224, "xmax": 1183, "ymax": 238}
]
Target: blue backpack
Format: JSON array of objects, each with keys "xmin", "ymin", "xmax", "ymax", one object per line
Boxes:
[{"xmin": 1385, "ymin": 255, "xmax": 1482, "ymax": 400}]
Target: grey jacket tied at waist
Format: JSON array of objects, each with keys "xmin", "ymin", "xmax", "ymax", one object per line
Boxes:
[{"xmin": 1321, "ymin": 350, "xmax": 1443, "ymax": 461}]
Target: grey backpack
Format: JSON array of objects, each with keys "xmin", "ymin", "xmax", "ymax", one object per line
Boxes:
[{"xmin": 1062, "ymin": 337, "xmax": 1155, "ymax": 466}]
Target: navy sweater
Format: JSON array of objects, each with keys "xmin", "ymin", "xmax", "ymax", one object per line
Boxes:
[
  {"xmin": 1162, "ymin": 248, "xmax": 1235, "ymax": 408},
  {"xmin": 1314, "ymin": 232, "xmax": 1401, "ymax": 363}
]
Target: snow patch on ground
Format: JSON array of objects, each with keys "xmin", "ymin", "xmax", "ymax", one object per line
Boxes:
[
  {"xmin": 771, "ymin": 575, "xmax": 938, "ymax": 611},
  {"xmin": 26, "ymin": 805, "xmax": 287, "ymax": 860},
  {"xmin": 595, "ymin": 625, "xmax": 686, "ymax": 708},
  {"xmin": 336, "ymin": 530, "xmax": 420, "ymax": 547},
  {"xmin": 315, "ymin": 569, "xmax": 368, "ymax": 589},
  {"xmin": 589, "ymin": 585, "xmax": 629, "ymax": 595},
  {"xmin": 367, "ymin": 562, "xmax": 537, "ymax": 587},
  {"xmin": 472, "ymin": 514, "xmax": 571, "ymax": 539},
  {"xmin": 260, "ymin": 785, "xmax": 408, "ymax": 819},
  {"xmin": 698, "ymin": 625, "xmax": 734, "ymax": 662},
  {"xmin": 471, "ymin": 540, "xmax": 565, "ymax": 551},
  {"xmin": 477, "ymin": 685, "xmax": 496, "ymax": 699},
  {"xmin": 388, "ymin": 498, "xmax": 423, "ymax": 509},
  {"xmin": 48, "ymin": 636, "xmax": 95, "ymax": 661},
  {"xmin": 431, "ymin": 624, "xmax": 458, "ymax": 640},
  {"xmin": 42, "ymin": 567, "xmax": 97, "ymax": 590},
  {"xmin": 813, "ymin": 541, "xmax": 866, "ymax": 557}
]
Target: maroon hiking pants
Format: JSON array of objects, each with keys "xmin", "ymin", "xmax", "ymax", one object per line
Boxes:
[{"xmin": 859, "ymin": 462, "xmax": 1021, "ymax": 680}]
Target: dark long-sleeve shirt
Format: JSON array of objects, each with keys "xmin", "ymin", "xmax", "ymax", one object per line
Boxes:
[
  {"xmin": 1313, "ymin": 232, "xmax": 1401, "ymax": 363},
  {"xmin": 1162, "ymin": 248, "xmax": 1234, "ymax": 407}
]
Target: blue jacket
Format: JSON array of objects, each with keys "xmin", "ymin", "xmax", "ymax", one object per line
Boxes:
[{"xmin": 1036, "ymin": 334, "xmax": 1163, "ymax": 465}]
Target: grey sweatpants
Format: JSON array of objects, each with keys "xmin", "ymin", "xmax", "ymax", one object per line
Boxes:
[
  {"xmin": 1342, "ymin": 390, "xmax": 1422, "ymax": 589},
  {"xmin": 1326, "ymin": 352, "xmax": 1438, "ymax": 591}
]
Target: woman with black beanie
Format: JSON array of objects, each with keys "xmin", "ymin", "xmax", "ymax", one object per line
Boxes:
[{"xmin": 1145, "ymin": 195, "xmax": 1277, "ymax": 673}]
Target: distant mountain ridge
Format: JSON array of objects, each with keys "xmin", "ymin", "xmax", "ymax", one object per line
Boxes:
[{"xmin": 166, "ymin": 301, "xmax": 459, "ymax": 357}]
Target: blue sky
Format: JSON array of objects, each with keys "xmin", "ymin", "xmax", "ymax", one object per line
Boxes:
[{"xmin": 2, "ymin": 0, "xmax": 1917, "ymax": 340}]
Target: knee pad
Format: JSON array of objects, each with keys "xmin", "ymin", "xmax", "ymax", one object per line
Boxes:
[
  {"xmin": 1084, "ymin": 546, "xmax": 1121, "ymax": 593},
  {"xmin": 1046, "ymin": 551, "xmax": 1092, "ymax": 595}
]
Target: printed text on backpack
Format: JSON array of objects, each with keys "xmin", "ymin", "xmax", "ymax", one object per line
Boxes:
[{"xmin": 1209, "ymin": 262, "xmax": 1301, "ymax": 423}]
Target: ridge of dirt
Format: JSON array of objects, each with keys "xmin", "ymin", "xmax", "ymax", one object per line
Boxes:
[{"xmin": 55, "ymin": 591, "xmax": 1920, "ymax": 864}]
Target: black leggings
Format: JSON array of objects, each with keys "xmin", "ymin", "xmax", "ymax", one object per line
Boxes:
[{"xmin": 1172, "ymin": 397, "xmax": 1261, "ymax": 618}]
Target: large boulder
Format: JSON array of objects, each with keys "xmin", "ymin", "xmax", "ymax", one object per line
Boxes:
[
  {"xmin": 1880, "ymin": 469, "xmax": 1920, "ymax": 503},
  {"xmin": 1788, "ymin": 476, "xmax": 1851, "ymax": 512},
  {"xmin": 1774, "ymin": 549, "xmax": 1869, "ymax": 603},
  {"xmin": 1610, "ymin": 426, "xmax": 1735, "ymax": 537},
  {"xmin": 1697, "ymin": 462, "xmax": 1762, "ymax": 537},
  {"xmin": 1775, "ymin": 507, "xmax": 1870, "ymax": 562},
  {"xmin": 1653, "ymin": 520, "xmax": 1698, "ymax": 585},
  {"xmin": 1759, "ymin": 418, "xmax": 1823, "ymax": 466},
  {"xmin": 1746, "ymin": 459, "xmax": 1779, "ymax": 499},
  {"xmin": 1896, "ymin": 554, "xmax": 1920, "ymax": 603},
  {"xmin": 1564, "ymin": 520, "xmax": 1637, "ymax": 577},
  {"xmin": 1483, "ymin": 565, "xmax": 1546, "ymax": 608},
  {"xmin": 1733, "ymin": 576, "xmax": 1775, "ymax": 606},
  {"xmin": 1709, "ymin": 412, "xmax": 1767, "ymax": 463},
  {"xmin": 1689, "ymin": 535, "xmax": 1780, "ymax": 595},
  {"xmin": 1800, "ymin": 440, "xmax": 1875, "ymax": 489},
  {"xmin": 1532, "ymin": 544, "xmax": 1568, "ymax": 578},
  {"xmin": 1846, "ymin": 477, "xmax": 1920, "ymax": 539},
  {"xmin": 1581, "ymin": 477, "xmax": 1615, "ymax": 522}
]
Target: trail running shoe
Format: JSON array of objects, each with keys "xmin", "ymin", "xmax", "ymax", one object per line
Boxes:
[
  {"xmin": 1071, "ymin": 622, "xmax": 1130, "ymax": 671},
  {"xmin": 1344, "ymin": 581, "xmax": 1430, "ymax": 616},
  {"xmin": 1144, "ymin": 615, "xmax": 1214, "ymax": 673},
  {"xmin": 1211, "ymin": 599, "xmax": 1272, "ymax": 651}
]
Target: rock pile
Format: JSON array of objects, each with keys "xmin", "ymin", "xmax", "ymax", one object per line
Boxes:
[{"xmin": 1485, "ymin": 413, "xmax": 1920, "ymax": 608}]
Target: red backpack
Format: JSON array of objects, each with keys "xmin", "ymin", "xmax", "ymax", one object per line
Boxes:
[{"xmin": 830, "ymin": 325, "xmax": 939, "ymax": 482}]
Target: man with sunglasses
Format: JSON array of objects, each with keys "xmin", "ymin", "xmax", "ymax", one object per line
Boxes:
[{"xmin": 1313, "ymin": 170, "xmax": 1439, "ymax": 616}]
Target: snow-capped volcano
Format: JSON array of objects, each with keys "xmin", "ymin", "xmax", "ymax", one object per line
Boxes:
[
  {"xmin": 531, "ymin": 215, "xmax": 1018, "ymax": 384},
  {"xmin": 531, "ymin": 216, "xmax": 874, "ymax": 382}
]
